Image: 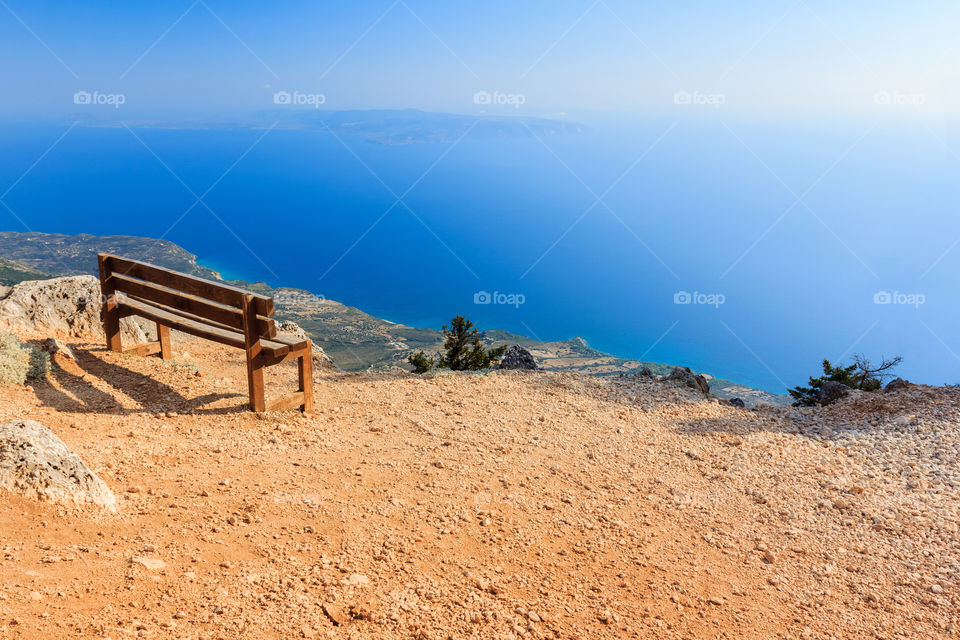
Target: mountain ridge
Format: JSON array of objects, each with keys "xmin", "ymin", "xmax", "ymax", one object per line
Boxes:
[
  {"xmin": 0, "ymin": 230, "xmax": 789, "ymax": 406},
  {"xmin": 72, "ymin": 108, "xmax": 586, "ymax": 145}
]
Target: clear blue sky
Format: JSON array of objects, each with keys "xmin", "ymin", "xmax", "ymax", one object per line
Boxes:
[{"xmin": 0, "ymin": 0, "xmax": 956, "ymax": 117}]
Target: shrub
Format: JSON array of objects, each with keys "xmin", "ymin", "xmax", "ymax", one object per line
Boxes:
[
  {"xmin": 408, "ymin": 351, "xmax": 435, "ymax": 374},
  {"xmin": 0, "ymin": 331, "xmax": 50, "ymax": 385},
  {"xmin": 789, "ymin": 354, "xmax": 901, "ymax": 406},
  {"xmin": 437, "ymin": 316, "xmax": 507, "ymax": 371}
]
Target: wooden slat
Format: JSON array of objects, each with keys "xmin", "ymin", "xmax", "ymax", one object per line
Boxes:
[
  {"xmin": 123, "ymin": 293, "xmax": 238, "ymax": 334},
  {"xmin": 102, "ymin": 254, "xmax": 274, "ymax": 316},
  {"xmin": 266, "ymin": 391, "xmax": 305, "ymax": 412},
  {"xmin": 112, "ymin": 273, "xmax": 245, "ymax": 330},
  {"xmin": 123, "ymin": 341, "xmax": 162, "ymax": 357},
  {"xmin": 111, "ymin": 273, "xmax": 276, "ymax": 339},
  {"xmin": 112, "ymin": 286, "xmax": 277, "ymax": 342},
  {"xmin": 116, "ymin": 297, "xmax": 290, "ymax": 359},
  {"xmin": 253, "ymin": 341, "xmax": 311, "ymax": 368},
  {"xmin": 270, "ymin": 336, "xmax": 310, "ymax": 349}
]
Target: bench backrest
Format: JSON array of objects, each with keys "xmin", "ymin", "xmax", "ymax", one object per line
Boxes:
[{"xmin": 97, "ymin": 253, "xmax": 277, "ymax": 340}]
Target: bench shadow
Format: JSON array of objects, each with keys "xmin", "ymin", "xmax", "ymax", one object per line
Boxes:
[{"xmin": 30, "ymin": 342, "xmax": 246, "ymax": 416}]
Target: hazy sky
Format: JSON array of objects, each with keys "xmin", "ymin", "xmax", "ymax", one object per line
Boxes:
[{"xmin": 1, "ymin": 0, "xmax": 956, "ymax": 117}]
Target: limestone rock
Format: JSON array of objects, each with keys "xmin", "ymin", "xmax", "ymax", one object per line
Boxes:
[
  {"xmin": 0, "ymin": 419, "xmax": 116, "ymax": 510},
  {"xmin": 666, "ymin": 366, "xmax": 710, "ymax": 394},
  {"xmin": 499, "ymin": 345, "xmax": 538, "ymax": 371},
  {"xmin": 885, "ymin": 377, "xmax": 909, "ymax": 393},
  {"xmin": 0, "ymin": 276, "xmax": 144, "ymax": 344},
  {"xmin": 40, "ymin": 337, "xmax": 75, "ymax": 361},
  {"xmin": 130, "ymin": 555, "xmax": 166, "ymax": 570},
  {"xmin": 818, "ymin": 381, "xmax": 850, "ymax": 406},
  {"xmin": 275, "ymin": 320, "xmax": 338, "ymax": 371}
]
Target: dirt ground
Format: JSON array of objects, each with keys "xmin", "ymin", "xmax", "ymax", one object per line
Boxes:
[{"xmin": 0, "ymin": 334, "xmax": 957, "ymax": 639}]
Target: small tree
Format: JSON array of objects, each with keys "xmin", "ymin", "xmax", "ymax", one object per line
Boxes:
[
  {"xmin": 789, "ymin": 354, "xmax": 902, "ymax": 406},
  {"xmin": 850, "ymin": 354, "xmax": 902, "ymax": 391},
  {"xmin": 407, "ymin": 351, "xmax": 435, "ymax": 374},
  {"xmin": 437, "ymin": 316, "xmax": 507, "ymax": 371}
]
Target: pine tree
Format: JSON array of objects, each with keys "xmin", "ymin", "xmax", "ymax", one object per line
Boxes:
[
  {"xmin": 437, "ymin": 316, "xmax": 507, "ymax": 371},
  {"xmin": 788, "ymin": 359, "xmax": 857, "ymax": 407}
]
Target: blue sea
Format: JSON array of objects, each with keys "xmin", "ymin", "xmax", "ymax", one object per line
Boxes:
[{"xmin": 2, "ymin": 112, "xmax": 959, "ymax": 394}]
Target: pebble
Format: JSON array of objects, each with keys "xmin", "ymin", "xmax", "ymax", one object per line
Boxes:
[
  {"xmin": 323, "ymin": 603, "xmax": 350, "ymax": 625},
  {"xmin": 130, "ymin": 556, "xmax": 166, "ymax": 571}
]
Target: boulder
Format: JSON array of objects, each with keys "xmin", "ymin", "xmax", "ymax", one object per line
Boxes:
[
  {"xmin": 666, "ymin": 366, "xmax": 710, "ymax": 394},
  {"xmin": 0, "ymin": 276, "xmax": 144, "ymax": 344},
  {"xmin": 275, "ymin": 320, "xmax": 338, "ymax": 371},
  {"xmin": 637, "ymin": 366, "xmax": 654, "ymax": 379},
  {"xmin": 40, "ymin": 337, "xmax": 75, "ymax": 361},
  {"xmin": 0, "ymin": 419, "xmax": 116, "ymax": 510},
  {"xmin": 818, "ymin": 381, "xmax": 850, "ymax": 406},
  {"xmin": 884, "ymin": 377, "xmax": 909, "ymax": 393},
  {"xmin": 498, "ymin": 345, "xmax": 538, "ymax": 370},
  {"xmin": 729, "ymin": 398, "xmax": 746, "ymax": 408}
]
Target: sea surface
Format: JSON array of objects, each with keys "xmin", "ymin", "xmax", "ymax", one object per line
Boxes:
[{"xmin": 1, "ymin": 113, "xmax": 959, "ymax": 393}]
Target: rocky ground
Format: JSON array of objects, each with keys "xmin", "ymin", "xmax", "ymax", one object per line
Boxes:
[{"xmin": 0, "ymin": 331, "xmax": 957, "ymax": 639}]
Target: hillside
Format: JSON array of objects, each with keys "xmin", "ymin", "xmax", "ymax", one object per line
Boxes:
[
  {"xmin": 0, "ymin": 232, "xmax": 221, "ymax": 281},
  {"xmin": 0, "ymin": 330, "xmax": 955, "ymax": 639},
  {"xmin": 84, "ymin": 109, "xmax": 586, "ymax": 146},
  {"xmin": 0, "ymin": 257, "xmax": 47, "ymax": 286},
  {"xmin": 0, "ymin": 231, "xmax": 789, "ymax": 406}
]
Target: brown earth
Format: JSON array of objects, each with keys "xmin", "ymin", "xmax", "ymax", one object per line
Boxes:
[{"xmin": 0, "ymin": 331, "xmax": 957, "ymax": 639}]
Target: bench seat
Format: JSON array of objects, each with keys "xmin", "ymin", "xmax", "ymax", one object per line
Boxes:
[{"xmin": 116, "ymin": 296, "xmax": 309, "ymax": 361}]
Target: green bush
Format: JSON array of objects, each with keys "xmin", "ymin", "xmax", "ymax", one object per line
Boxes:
[
  {"xmin": 0, "ymin": 332, "xmax": 50, "ymax": 385},
  {"xmin": 407, "ymin": 351, "xmax": 435, "ymax": 374}
]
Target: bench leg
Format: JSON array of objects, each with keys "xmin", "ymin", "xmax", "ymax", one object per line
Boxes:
[
  {"xmin": 298, "ymin": 351, "xmax": 314, "ymax": 414},
  {"xmin": 247, "ymin": 360, "xmax": 266, "ymax": 412},
  {"xmin": 98, "ymin": 254, "xmax": 122, "ymax": 353},
  {"xmin": 241, "ymin": 294, "xmax": 266, "ymax": 412},
  {"xmin": 103, "ymin": 300, "xmax": 122, "ymax": 353},
  {"xmin": 157, "ymin": 323, "xmax": 172, "ymax": 360}
]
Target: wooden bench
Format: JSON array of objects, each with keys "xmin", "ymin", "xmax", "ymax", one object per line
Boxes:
[{"xmin": 97, "ymin": 253, "xmax": 313, "ymax": 413}]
